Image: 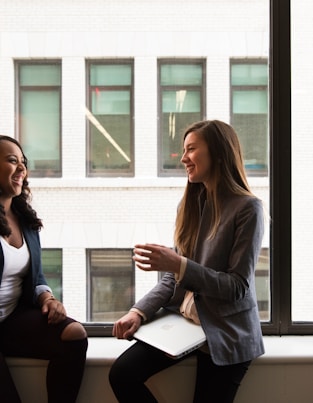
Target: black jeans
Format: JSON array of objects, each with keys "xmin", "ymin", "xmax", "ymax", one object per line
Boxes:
[
  {"xmin": 0, "ymin": 305, "xmax": 88, "ymax": 403},
  {"xmin": 109, "ymin": 341, "xmax": 251, "ymax": 403}
]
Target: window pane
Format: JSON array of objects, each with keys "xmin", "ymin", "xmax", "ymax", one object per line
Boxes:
[
  {"xmin": 87, "ymin": 62, "xmax": 133, "ymax": 176},
  {"xmin": 88, "ymin": 250, "xmax": 134, "ymax": 322},
  {"xmin": 20, "ymin": 65, "xmax": 61, "ymax": 86},
  {"xmin": 42, "ymin": 250, "xmax": 62, "ymax": 302},
  {"xmin": 90, "ymin": 65, "xmax": 131, "ymax": 86},
  {"xmin": 159, "ymin": 61, "xmax": 204, "ymax": 174},
  {"xmin": 21, "ymin": 90, "xmax": 60, "ymax": 170},
  {"xmin": 231, "ymin": 61, "xmax": 269, "ymax": 175},
  {"xmin": 160, "ymin": 64, "xmax": 203, "ymax": 86},
  {"xmin": 291, "ymin": 0, "xmax": 313, "ymax": 321},
  {"xmin": 17, "ymin": 63, "xmax": 61, "ymax": 177},
  {"xmin": 231, "ymin": 64, "xmax": 268, "ymax": 86}
]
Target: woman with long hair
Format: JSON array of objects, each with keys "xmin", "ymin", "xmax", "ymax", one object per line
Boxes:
[{"xmin": 109, "ymin": 120, "xmax": 264, "ymax": 403}]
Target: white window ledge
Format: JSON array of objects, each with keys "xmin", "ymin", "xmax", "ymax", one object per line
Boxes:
[{"xmin": 6, "ymin": 336, "xmax": 313, "ymax": 403}]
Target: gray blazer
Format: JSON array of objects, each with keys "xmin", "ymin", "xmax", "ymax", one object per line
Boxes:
[{"xmin": 133, "ymin": 192, "xmax": 265, "ymax": 365}]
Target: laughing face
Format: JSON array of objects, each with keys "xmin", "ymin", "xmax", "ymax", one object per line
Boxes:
[
  {"xmin": 181, "ymin": 131, "xmax": 212, "ymax": 187},
  {"xmin": 0, "ymin": 139, "xmax": 27, "ymax": 200}
]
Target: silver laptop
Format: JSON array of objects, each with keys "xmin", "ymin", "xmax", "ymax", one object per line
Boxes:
[{"xmin": 133, "ymin": 309, "xmax": 206, "ymax": 359}]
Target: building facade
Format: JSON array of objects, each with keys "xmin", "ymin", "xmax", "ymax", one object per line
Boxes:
[{"xmin": 0, "ymin": 0, "xmax": 269, "ymax": 323}]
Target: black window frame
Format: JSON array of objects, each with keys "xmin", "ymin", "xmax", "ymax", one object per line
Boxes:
[
  {"xmin": 85, "ymin": 59, "xmax": 135, "ymax": 178},
  {"xmin": 15, "ymin": 60, "xmax": 62, "ymax": 178},
  {"xmin": 157, "ymin": 58, "xmax": 206, "ymax": 177},
  {"xmin": 86, "ymin": 248, "xmax": 135, "ymax": 335},
  {"xmin": 230, "ymin": 57, "xmax": 269, "ymax": 177}
]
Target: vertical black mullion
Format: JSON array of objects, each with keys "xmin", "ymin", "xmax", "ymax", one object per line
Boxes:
[{"xmin": 267, "ymin": 0, "xmax": 291, "ymax": 335}]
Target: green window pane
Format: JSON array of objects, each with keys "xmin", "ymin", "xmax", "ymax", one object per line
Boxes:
[
  {"xmin": 42, "ymin": 250, "xmax": 62, "ymax": 301},
  {"xmin": 231, "ymin": 64, "xmax": 268, "ymax": 86},
  {"xmin": 92, "ymin": 90, "xmax": 130, "ymax": 115},
  {"xmin": 21, "ymin": 90, "xmax": 60, "ymax": 171},
  {"xmin": 233, "ymin": 90, "xmax": 268, "ymax": 114},
  {"xmin": 20, "ymin": 65, "xmax": 61, "ymax": 86},
  {"xmin": 90, "ymin": 65, "xmax": 131, "ymax": 86},
  {"xmin": 162, "ymin": 90, "xmax": 200, "ymax": 113},
  {"xmin": 161, "ymin": 64, "xmax": 202, "ymax": 85}
]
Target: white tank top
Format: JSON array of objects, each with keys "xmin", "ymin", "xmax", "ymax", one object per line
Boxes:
[{"xmin": 0, "ymin": 236, "xmax": 30, "ymax": 322}]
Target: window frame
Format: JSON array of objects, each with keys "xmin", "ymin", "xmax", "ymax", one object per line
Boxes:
[
  {"xmin": 265, "ymin": 0, "xmax": 296, "ymax": 335},
  {"xmin": 15, "ymin": 60, "xmax": 62, "ymax": 178},
  {"xmin": 85, "ymin": 59, "xmax": 135, "ymax": 177},
  {"xmin": 230, "ymin": 58, "xmax": 269, "ymax": 177},
  {"xmin": 157, "ymin": 58, "xmax": 206, "ymax": 177},
  {"xmin": 85, "ymin": 248, "xmax": 135, "ymax": 335}
]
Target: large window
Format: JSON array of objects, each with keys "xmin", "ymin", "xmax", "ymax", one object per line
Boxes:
[
  {"xmin": 86, "ymin": 60, "xmax": 134, "ymax": 176},
  {"xmin": 231, "ymin": 59, "xmax": 268, "ymax": 176},
  {"xmin": 158, "ymin": 60, "xmax": 206, "ymax": 176},
  {"xmin": 87, "ymin": 249, "xmax": 135, "ymax": 322},
  {"xmin": 15, "ymin": 61, "xmax": 62, "ymax": 177}
]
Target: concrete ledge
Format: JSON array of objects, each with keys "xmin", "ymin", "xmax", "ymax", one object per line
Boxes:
[{"xmin": 6, "ymin": 336, "xmax": 313, "ymax": 403}]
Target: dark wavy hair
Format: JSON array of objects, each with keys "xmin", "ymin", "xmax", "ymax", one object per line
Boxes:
[{"xmin": 0, "ymin": 135, "xmax": 43, "ymax": 236}]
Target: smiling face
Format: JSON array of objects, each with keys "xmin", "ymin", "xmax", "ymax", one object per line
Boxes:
[
  {"xmin": 0, "ymin": 139, "xmax": 27, "ymax": 202},
  {"xmin": 181, "ymin": 131, "xmax": 212, "ymax": 187}
]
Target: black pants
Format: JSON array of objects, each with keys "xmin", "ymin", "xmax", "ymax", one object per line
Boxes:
[
  {"xmin": 109, "ymin": 341, "xmax": 250, "ymax": 403},
  {"xmin": 0, "ymin": 305, "xmax": 88, "ymax": 403}
]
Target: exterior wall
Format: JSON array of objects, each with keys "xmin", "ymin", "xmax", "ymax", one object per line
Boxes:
[{"xmin": 0, "ymin": 0, "xmax": 269, "ymax": 322}]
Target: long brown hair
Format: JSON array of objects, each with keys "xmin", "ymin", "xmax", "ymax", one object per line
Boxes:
[
  {"xmin": 0, "ymin": 135, "xmax": 43, "ymax": 236},
  {"xmin": 174, "ymin": 120, "xmax": 254, "ymax": 258}
]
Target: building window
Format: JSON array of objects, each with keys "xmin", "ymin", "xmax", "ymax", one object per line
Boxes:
[
  {"xmin": 88, "ymin": 249, "xmax": 135, "ymax": 322},
  {"xmin": 230, "ymin": 59, "xmax": 268, "ymax": 176},
  {"xmin": 16, "ymin": 61, "xmax": 62, "ymax": 177},
  {"xmin": 42, "ymin": 249, "xmax": 62, "ymax": 301},
  {"xmin": 158, "ymin": 60, "xmax": 206, "ymax": 176},
  {"xmin": 86, "ymin": 60, "xmax": 134, "ymax": 176}
]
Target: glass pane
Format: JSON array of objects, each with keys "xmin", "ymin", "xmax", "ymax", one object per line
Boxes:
[
  {"xmin": 231, "ymin": 64, "xmax": 268, "ymax": 86},
  {"xmin": 20, "ymin": 90, "xmax": 61, "ymax": 173},
  {"xmin": 20, "ymin": 64, "xmax": 61, "ymax": 86},
  {"xmin": 89, "ymin": 250, "xmax": 134, "ymax": 322},
  {"xmin": 88, "ymin": 63, "xmax": 133, "ymax": 175},
  {"xmin": 90, "ymin": 65, "xmax": 131, "ymax": 86},
  {"xmin": 160, "ymin": 64, "xmax": 203, "ymax": 85},
  {"xmin": 231, "ymin": 61, "xmax": 269, "ymax": 176},
  {"xmin": 161, "ymin": 90, "xmax": 201, "ymax": 169},
  {"xmin": 291, "ymin": 0, "xmax": 313, "ymax": 321},
  {"xmin": 42, "ymin": 250, "xmax": 62, "ymax": 301},
  {"xmin": 233, "ymin": 90, "xmax": 268, "ymax": 114},
  {"xmin": 159, "ymin": 63, "xmax": 204, "ymax": 173},
  {"xmin": 92, "ymin": 90, "xmax": 130, "ymax": 115}
]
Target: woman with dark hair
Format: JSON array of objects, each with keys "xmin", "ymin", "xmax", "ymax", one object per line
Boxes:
[
  {"xmin": 109, "ymin": 120, "xmax": 264, "ymax": 403},
  {"xmin": 0, "ymin": 135, "xmax": 87, "ymax": 403}
]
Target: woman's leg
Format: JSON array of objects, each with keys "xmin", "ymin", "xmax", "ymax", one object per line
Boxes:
[
  {"xmin": 193, "ymin": 350, "xmax": 251, "ymax": 403},
  {"xmin": 109, "ymin": 341, "xmax": 187, "ymax": 403},
  {"xmin": 0, "ymin": 306, "xmax": 87, "ymax": 403},
  {"xmin": 46, "ymin": 321, "xmax": 88, "ymax": 403}
]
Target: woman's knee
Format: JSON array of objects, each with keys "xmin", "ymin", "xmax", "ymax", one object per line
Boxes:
[{"xmin": 61, "ymin": 321, "xmax": 87, "ymax": 341}]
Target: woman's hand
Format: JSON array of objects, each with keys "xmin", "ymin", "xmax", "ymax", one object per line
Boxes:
[
  {"xmin": 39, "ymin": 292, "xmax": 67, "ymax": 324},
  {"xmin": 133, "ymin": 243, "xmax": 181, "ymax": 274},
  {"xmin": 112, "ymin": 311, "xmax": 142, "ymax": 340}
]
